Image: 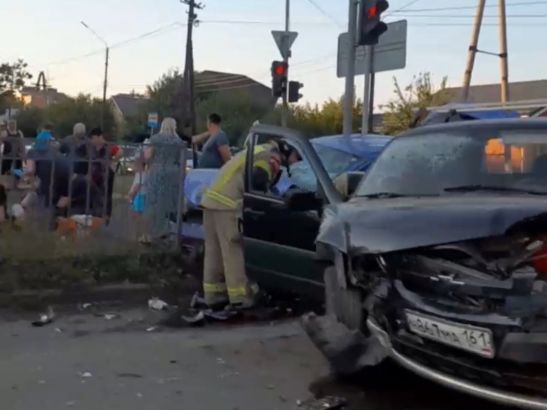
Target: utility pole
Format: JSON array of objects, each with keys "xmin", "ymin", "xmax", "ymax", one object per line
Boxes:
[
  {"xmin": 498, "ymin": 0, "xmax": 509, "ymax": 102},
  {"xmin": 181, "ymin": 0, "xmax": 204, "ymax": 136},
  {"xmin": 81, "ymin": 21, "xmax": 109, "ymax": 130},
  {"xmin": 461, "ymin": 0, "xmax": 486, "ymax": 101},
  {"xmin": 343, "ymin": 0, "xmax": 358, "ymax": 136},
  {"xmin": 102, "ymin": 47, "xmax": 110, "ymax": 130},
  {"xmin": 281, "ymin": 0, "xmax": 290, "ymax": 128},
  {"xmin": 461, "ymin": 0, "xmax": 510, "ymax": 103}
]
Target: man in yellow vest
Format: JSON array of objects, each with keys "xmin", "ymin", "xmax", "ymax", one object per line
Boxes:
[{"xmin": 200, "ymin": 142, "xmax": 283, "ymax": 309}]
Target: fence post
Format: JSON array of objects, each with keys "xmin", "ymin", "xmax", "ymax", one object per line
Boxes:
[{"xmin": 175, "ymin": 143, "xmax": 187, "ymax": 251}]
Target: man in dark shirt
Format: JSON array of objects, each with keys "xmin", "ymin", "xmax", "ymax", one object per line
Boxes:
[
  {"xmin": 74, "ymin": 128, "xmax": 118, "ymax": 218},
  {"xmin": 193, "ymin": 113, "xmax": 231, "ymax": 169},
  {"xmin": 26, "ymin": 148, "xmax": 103, "ymax": 228}
]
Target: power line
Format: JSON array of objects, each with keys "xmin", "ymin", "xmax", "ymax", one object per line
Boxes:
[
  {"xmin": 384, "ymin": 0, "xmax": 423, "ymax": 19},
  {"xmin": 390, "ymin": 0, "xmax": 547, "ymax": 13},
  {"xmin": 395, "ymin": 13, "xmax": 547, "ymax": 18},
  {"xmin": 303, "ymin": 0, "xmax": 344, "ymax": 28},
  {"xmin": 42, "ymin": 21, "xmax": 185, "ymax": 67},
  {"xmin": 110, "ymin": 22, "xmax": 184, "ymax": 49}
]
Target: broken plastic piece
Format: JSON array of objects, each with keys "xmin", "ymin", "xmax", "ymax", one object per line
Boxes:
[
  {"xmin": 31, "ymin": 307, "xmax": 55, "ymax": 327},
  {"xmin": 299, "ymin": 396, "xmax": 348, "ymax": 410},
  {"xmin": 204, "ymin": 308, "xmax": 239, "ymax": 321},
  {"xmin": 148, "ymin": 297, "xmax": 169, "ymax": 311},
  {"xmin": 301, "ymin": 313, "xmax": 388, "ymax": 376},
  {"xmin": 181, "ymin": 310, "xmax": 205, "ymax": 326},
  {"xmin": 190, "ymin": 292, "xmax": 207, "ymax": 309}
]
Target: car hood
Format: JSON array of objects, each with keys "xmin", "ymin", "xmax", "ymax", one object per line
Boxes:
[{"xmin": 317, "ymin": 195, "xmax": 547, "ymax": 254}]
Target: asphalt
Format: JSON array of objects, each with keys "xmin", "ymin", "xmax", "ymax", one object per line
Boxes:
[{"xmin": 0, "ymin": 306, "xmax": 511, "ymax": 410}]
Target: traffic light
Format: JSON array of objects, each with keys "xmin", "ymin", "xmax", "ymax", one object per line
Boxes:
[
  {"xmin": 288, "ymin": 81, "xmax": 303, "ymax": 103},
  {"xmin": 359, "ymin": 0, "xmax": 389, "ymax": 46},
  {"xmin": 271, "ymin": 61, "xmax": 288, "ymax": 99}
]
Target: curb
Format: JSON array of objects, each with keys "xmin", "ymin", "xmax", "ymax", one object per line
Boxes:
[{"xmin": 0, "ymin": 279, "xmax": 200, "ymax": 310}]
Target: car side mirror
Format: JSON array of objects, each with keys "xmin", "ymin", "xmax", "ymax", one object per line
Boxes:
[{"xmin": 284, "ymin": 189, "xmax": 321, "ymax": 211}]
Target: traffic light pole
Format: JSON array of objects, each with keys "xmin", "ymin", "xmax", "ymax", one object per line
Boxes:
[
  {"xmin": 343, "ymin": 0, "xmax": 359, "ymax": 136},
  {"xmin": 362, "ymin": 45, "xmax": 373, "ymax": 135},
  {"xmin": 282, "ymin": 0, "xmax": 290, "ymax": 128}
]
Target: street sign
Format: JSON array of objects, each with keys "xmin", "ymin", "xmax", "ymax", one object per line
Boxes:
[
  {"xmin": 147, "ymin": 112, "xmax": 159, "ymax": 129},
  {"xmin": 271, "ymin": 30, "xmax": 298, "ymax": 59},
  {"xmin": 337, "ymin": 20, "xmax": 407, "ymax": 78}
]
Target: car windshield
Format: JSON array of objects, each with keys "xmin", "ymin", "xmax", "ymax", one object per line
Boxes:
[
  {"xmin": 356, "ymin": 126, "xmax": 547, "ymax": 198},
  {"xmin": 313, "ymin": 143, "xmax": 361, "ymax": 176},
  {"xmin": 287, "ymin": 143, "xmax": 360, "ymax": 192}
]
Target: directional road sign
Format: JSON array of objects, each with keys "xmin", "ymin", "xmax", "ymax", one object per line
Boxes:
[
  {"xmin": 147, "ymin": 112, "xmax": 159, "ymax": 129},
  {"xmin": 272, "ymin": 30, "xmax": 298, "ymax": 60},
  {"xmin": 337, "ymin": 20, "xmax": 407, "ymax": 78}
]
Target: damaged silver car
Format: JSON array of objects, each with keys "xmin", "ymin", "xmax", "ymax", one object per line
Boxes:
[{"xmin": 313, "ymin": 119, "xmax": 547, "ymax": 408}]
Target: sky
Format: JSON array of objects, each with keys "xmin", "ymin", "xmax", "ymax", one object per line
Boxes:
[{"xmin": 2, "ymin": 0, "xmax": 547, "ymax": 109}]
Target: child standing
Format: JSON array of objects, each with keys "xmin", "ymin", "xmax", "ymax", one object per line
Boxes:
[{"xmin": 127, "ymin": 158, "xmax": 149, "ymax": 244}]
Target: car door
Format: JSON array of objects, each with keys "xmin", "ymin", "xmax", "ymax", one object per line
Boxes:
[{"xmin": 241, "ymin": 128, "xmax": 340, "ymax": 299}]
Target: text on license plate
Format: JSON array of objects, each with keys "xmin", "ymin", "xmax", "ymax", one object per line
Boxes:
[{"xmin": 405, "ymin": 310, "xmax": 495, "ymax": 359}]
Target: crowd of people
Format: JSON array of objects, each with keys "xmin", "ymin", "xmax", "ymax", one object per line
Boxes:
[
  {"xmin": 0, "ymin": 121, "xmax": 122, "ymax": 231},
  {"xmin": 0, "ymin": 116, "xmax": 197, "ymax": 245}
]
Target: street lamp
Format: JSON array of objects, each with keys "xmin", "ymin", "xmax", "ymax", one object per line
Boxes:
[{"xmin": 81, "ymin": 21, "xmax": 109, "ymax": 130}]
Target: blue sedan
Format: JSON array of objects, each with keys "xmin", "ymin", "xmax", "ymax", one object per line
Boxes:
[{"xmin": 184, "ymin": 133, "xmax": 392, "ymax": 207}]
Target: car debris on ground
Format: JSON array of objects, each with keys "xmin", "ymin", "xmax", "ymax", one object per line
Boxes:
[
  {"xmin": 31, "ymin": 307, "xmax": 55, "ymax": 327},
  {"xmin": 148, "ymin": 297, "xmax": 169, "ymax": 311},
  {"xmin": 301, "ymin": 313, "xmax": 387, "ymax": 376},
  {"xmin": 297, "ymin": 396, "xmax": 348, "ymax": 410}
]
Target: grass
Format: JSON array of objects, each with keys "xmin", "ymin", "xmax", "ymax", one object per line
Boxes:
[{"xmin": 1, "ymin": 173, "xmax": 184, "ymax": 291}]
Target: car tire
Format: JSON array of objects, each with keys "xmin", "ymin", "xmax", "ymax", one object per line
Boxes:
[{"xmin": 324, "ymin": 265, "xmax": 364, "ymax": 331}]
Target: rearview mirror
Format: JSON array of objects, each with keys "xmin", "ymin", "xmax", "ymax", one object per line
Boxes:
[{"xmin": 284, "ymin": 189, "xmax": 321, "ymax": 211}]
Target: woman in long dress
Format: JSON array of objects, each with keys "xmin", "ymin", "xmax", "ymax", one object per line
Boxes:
[{"xmin": 144, "ymin": 117, "xmax": 184, "ymax": 241}]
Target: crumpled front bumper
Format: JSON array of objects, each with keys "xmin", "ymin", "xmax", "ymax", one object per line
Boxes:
[{"xmin": 367, "ymin": 318, "xmax": 547, "ymax": 409}]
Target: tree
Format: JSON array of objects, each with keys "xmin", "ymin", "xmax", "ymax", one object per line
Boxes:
[
  {"xmin": 15, "ymin": 94, "xmax": 116, "ymax": 139},
  {"xmin": 0, "ymin": 59, "xmax": 32, "ymax": 93},
  {"xmin": 15, "ymin": 106, "xmax": 45, "ymax": 138},
  {"xmin": 45, "ymin": 94, "xmax": 116, "ymax": 138},
  {"xmin": 144, "ymin": 70, "xmax": 183, "ymax": 120},
  {"xmin": 262, "ymin": 97, "xmax": 363, "ymax": 139},
  {"xmin": 196, "ymin": 91, "xmax": 271, "ymax": 145},
  {"xmin": 0, "ymin": 59, "xmax": 33, "ymax": 112},
  {"xmin": 381, "ymin": 72, "xmax": 450, "ymax": 135}
]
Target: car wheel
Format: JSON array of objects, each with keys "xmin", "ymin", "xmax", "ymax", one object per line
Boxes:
[{"xmin": 324, "ymin": 265, "xmax": 364, "ymax": 331}]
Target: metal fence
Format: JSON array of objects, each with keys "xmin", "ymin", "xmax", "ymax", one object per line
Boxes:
[{"xmin": 0, "ymin": 136, "xmax": 188, "ymax": 261}]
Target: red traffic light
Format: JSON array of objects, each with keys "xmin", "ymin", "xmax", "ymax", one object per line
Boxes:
[
  {"xmin": 273, "ymin": 62, "xmax": 288, "ymax": 76},
  {"xmin": 367, "ymin": 0, "xmax": 389, "ymax": 18}
]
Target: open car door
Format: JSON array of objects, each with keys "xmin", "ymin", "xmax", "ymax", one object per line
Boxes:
[{"xmin": 241, "ymin": 124, "xmax": 342, "ymax": 299}]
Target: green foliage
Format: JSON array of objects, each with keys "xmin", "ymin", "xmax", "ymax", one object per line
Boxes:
[
  {"xmin": 144, "ymin": 69, "xmax": 183, "ymax": 120},
  {"xmin": 0, "ymin": 59, "xmax": 32, "ymax": 93},
  {"xmin": 16, "ymin": 94, "xmax": 116, "ymax": 139},
  {"xmin": 196, "ymin": 91, "xmax": 271, "ymax": 145},
  {"xmin": 262, "ymin": 98, "xmax": 363, "ymax": 140},
  {"xmin": 0, "ymin": 59, "xmax": 32, "ymax": 112},
  {"xmin": 382, "ymin": 72, "xmax": 450, "ymax": 135},
  {"xmin": 14, "ymin": 106, "xmax": 45, "ymax": 138}
]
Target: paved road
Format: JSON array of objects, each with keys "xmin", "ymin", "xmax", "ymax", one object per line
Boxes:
[{"xmin": 0, "ymin": 307, "xmax": 509, "ymax": 410}]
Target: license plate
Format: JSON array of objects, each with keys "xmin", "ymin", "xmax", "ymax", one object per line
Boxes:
[{"xmin": 405, "ymin": 310, "xmax": 495, "ymax": 359}]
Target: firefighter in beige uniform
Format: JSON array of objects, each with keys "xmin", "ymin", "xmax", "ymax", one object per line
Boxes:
[{"xmin": 200, "ymin": 143, "xmax": 282, "ymax": 308}]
